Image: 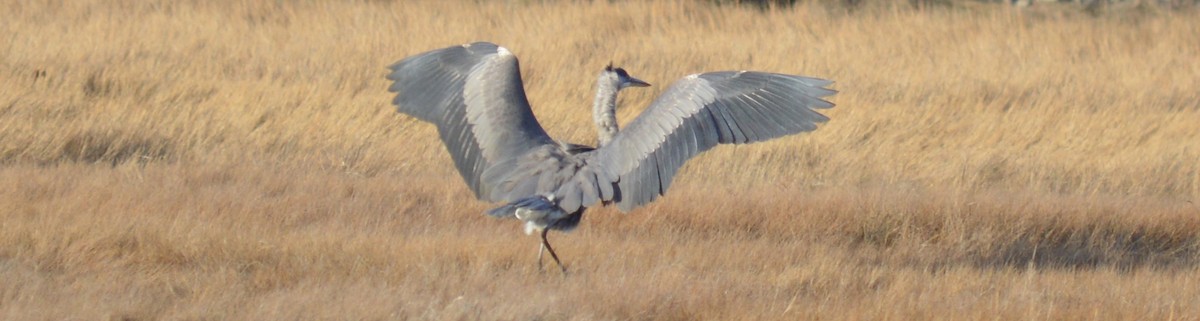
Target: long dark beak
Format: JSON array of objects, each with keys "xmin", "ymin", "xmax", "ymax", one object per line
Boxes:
[{"xmin": 628, "ymin": 77, "xmax": 651, "ymax": 87}]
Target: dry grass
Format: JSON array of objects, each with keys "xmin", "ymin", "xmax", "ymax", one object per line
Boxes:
[{"xmin": 3, "ymin": 0, "xmax": 1200, "ymax": 319}]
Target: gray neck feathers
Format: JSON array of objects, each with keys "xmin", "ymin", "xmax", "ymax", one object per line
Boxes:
[{"xmin": 593, "ymin": 73, "xmax": 620, "ymax": 147}]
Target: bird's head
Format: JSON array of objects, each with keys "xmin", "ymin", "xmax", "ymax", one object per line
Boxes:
[{"xmin": 603, "ymin": 63, "xmax": 651, "ymax": 90}]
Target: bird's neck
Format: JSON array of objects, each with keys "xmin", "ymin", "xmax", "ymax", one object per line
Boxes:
[{"xmin": 593, "ymin": 78, "xmax": 620, "ymax": 147}]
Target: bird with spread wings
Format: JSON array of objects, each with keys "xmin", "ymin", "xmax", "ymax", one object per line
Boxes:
[{"xmin": 386, "ymin": 42, "xmax": 836, "ymax": 273}]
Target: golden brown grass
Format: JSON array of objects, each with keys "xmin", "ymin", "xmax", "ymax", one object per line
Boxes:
[{"xmin": 3, "ymin": 0, "xmax": 1200, "ymax": 319}]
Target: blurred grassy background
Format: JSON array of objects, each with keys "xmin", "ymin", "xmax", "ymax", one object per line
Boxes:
[{"xmin": 2, "ymin": 0, "xmax": 1199, "ymax": 319}]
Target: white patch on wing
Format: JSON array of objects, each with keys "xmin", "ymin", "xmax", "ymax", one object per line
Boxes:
[{"xmin": 497, "ymin": 46, "xmax": 512, "ymax": 56}]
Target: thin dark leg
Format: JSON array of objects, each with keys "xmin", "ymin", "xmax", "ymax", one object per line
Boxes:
[
  {"xmin": 536, "ymin": 242, "xmax": 546, "ymax": 272},
  {"xmin": 540, "ymin": 228, "xmax": 567, "ymax": 274}
]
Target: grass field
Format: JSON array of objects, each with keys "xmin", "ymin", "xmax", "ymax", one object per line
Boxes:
[{"xmin": 3, "ymin": 0, "xmax": 1200, "ymax": 319}]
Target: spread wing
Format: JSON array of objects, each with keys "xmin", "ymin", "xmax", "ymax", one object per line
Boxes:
[
  {"xmin": 554, "ymin": 71, "xmax": 836, "ymax": 212},
  {"xmin": 387, "ymin": 42, "xmax": 557, "ymax": 200}
]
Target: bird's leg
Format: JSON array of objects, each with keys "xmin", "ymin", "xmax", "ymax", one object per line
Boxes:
[
  {"xmin": 540, "ymin": 228, "xmax": 568, "ymax": 274},
  {"xmin": 536, "ymin": 242, "xmax": 546, "ymax": 272}
]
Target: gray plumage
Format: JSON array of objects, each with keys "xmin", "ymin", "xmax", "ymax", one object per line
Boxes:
[{"xmin": 387, "ymin": 42, "xmax": 836, "ymax": 273}]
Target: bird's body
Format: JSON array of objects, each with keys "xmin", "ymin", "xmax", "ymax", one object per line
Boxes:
[
  {"xmin": 386, "ymin": 42, "xmax": 836, "ymax": 273},
  {"xmin": 486, "ymin": 194, "xmax": 582, "ymax": 235}
]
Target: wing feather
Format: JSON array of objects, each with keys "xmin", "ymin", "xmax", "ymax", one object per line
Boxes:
[
  {"xmin": 387, "ymin": 42, "xmax": 557, "ymax": 200},
  {"xmin": 557, "ymin": 71, "xmax": 836, "ymax": 213}
]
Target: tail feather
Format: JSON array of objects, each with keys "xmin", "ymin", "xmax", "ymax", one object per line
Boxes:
[{"xmin": 485, "ymin": 204, "xmax": 518, "ymax": 218}]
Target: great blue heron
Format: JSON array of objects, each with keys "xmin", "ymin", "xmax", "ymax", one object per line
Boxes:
[{"xmin": 386, "ymin": 42, "xmax": 835, "ymax": 273}]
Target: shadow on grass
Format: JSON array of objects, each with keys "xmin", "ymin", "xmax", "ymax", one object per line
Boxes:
[
  {"xmin": 969, "ymin": 228, "xmax": 1200, "ymax": 271},
  {"xmin": 56, "ymin": 130, "xmax": 174, "ymax": 166}
]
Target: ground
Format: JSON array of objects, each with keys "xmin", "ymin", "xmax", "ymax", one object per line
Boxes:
[{"xmin": 2, "ymin": 0, "xmax": 1198, "ymax": 319}]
